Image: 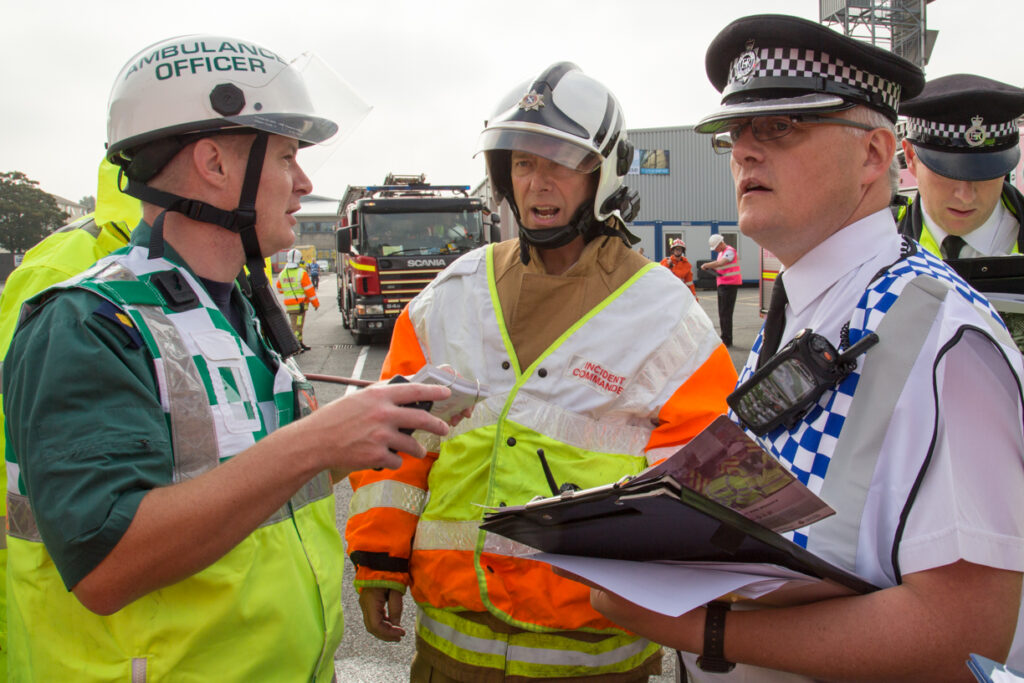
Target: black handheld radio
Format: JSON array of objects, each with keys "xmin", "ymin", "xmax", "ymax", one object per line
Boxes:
[{"xmin": 727, "ymin": 329, "xmax": 879, "ymax": 436}]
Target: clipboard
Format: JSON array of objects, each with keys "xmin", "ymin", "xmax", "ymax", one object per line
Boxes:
[
  {"xmin": 967, "ymin": 653, "xmax": 1024, "ymax": 682},
  {"xmin": 480, "ymin": 471, "xmax": 877, "ymax": 596}
]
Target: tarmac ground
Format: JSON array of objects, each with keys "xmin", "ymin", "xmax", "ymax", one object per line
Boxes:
[{"xmin": 695, "ymin": 283, "xmax": 763, "ymax": 373}]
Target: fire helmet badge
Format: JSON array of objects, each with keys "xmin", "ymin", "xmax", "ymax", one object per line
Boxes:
[{"xmin": 518, "ymin": 89, "xmax": 545, "ymax": 111}]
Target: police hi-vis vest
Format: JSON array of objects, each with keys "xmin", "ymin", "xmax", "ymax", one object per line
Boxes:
[
  {"xmin": 736, "ymin": 241, "xmax": 1021, "ymax": 586},
  {"xmin": 350, "ymin": 243, "xmax": 723, "ymax": 678},
  {"xmin": 6, "ymin": 245, "xmax": 341, "ymax": 683}
]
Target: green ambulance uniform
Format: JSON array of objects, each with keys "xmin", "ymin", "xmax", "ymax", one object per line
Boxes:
[{"xmin": 4, "ymin": 222, "xmax": 342, "ymax": 682}]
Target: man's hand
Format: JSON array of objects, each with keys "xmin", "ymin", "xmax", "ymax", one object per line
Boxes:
[
  {"xmin": 302, "ymin": 380, "xmax": 453, "ymax": 476},
  {"xmin": 359, "ymin": 587, "xmax": 407, "ymax": 642}
]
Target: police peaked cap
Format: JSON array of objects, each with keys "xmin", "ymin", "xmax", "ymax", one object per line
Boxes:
[
  {"xmin": 696, "ymin": 14, "xmax": 924, "ymax": 133},
  {"xmin": 900, "ymin": 74, "xmax": 1024, "ymax": 181}
]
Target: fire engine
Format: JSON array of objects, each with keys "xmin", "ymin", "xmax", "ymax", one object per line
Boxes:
[{"xmin": 336, "ymin": 173, "xmax": 497, "ymax": 344}]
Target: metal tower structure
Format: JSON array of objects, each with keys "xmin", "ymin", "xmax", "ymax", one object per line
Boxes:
[{"xmin": 820, "ymin": 0, "xmax": 938, "ymax": 68}]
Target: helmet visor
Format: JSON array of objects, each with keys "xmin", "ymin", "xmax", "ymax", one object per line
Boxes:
[
  {"xmin": 239, "ymin": 51, "xmax": 371, "ymax": 176},
  {"xmin": 214, "ymin": 51, "xmax": 370, "ymax": 146},
  {"xmin": 478, "ymin": 127, "xmax": 602, "ymax": 173}
]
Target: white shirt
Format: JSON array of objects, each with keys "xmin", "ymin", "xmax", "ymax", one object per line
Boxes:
[
  {"xmin": 684, "ymin": 209, "xmax": 1024, "ymax": 681},
  {"xmin": 923, "ymin": 199, "xmax": 1018, "ymax": 257}
]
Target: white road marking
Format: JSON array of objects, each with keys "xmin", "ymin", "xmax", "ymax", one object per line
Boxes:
[{"xmin": 345, "ymin": 344, "xmax": 370, "ymax": 396}]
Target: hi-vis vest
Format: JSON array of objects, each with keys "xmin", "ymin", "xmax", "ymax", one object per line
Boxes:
[
  {"xmin": 897, "ymin": 183, "xmax": 1024, "ymax": 257},
  {"xmin": 6, "ymin": 245, "xmax": 341, "ymax": 683},
  {"xmin": 736, "ymin": 241, "xmax": 1021, "ymax": 587},
  {"xmin": 715, "ymin": 245, "xmax": 742, "ymax": 285},
  {"xmin": 348, "ymin": 243, "xmax": 726, "ymax": 679},
  {"xmin": 277, "ymin": 264, "xmax": 318, "ymax": 311},
  {"xmin": 0, "ymin": 216, "xmax": 133, "ymax": 682}
]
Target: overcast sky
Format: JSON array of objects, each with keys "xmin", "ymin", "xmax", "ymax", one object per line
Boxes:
[{"xmin": 3, "ymin": 0, "xmax": 1020, "ymax": 204}]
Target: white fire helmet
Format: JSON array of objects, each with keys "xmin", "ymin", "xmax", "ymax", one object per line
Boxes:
[
  {"xmin": 477, "ymin": 62, "xmax": 637, "ymax": 225},
  {"xmin": 670, "ymin": 238, "xmax": 686, "ymax": 250},
  {"xmin": 106, "ymin": 34, "xmax": 370, "ymax": 180}
]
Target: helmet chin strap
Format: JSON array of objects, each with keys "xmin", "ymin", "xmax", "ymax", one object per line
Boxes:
[
  {"xmin": 118, "ymin": 132, "xmax": 268, "ymax": 271},
  {"xmin": 517, "ymin": 202, "xmax": 631, "ymax": 265},
  {"xmin": 118, "ymin": 133, "xmax": 302, "ymax": 358}
]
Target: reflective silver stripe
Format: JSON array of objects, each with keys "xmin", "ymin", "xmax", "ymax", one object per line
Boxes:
[
  {"xmin": 418, "ymin": 608, "xmax": 652, "ymax": 667},
  {"xmin": 509, "ymin": 635, "xmax": 650, "ymax": 668},
  {"xmin": 132, "ymin": 302, "xmax": 220, "ymax": 483},
  {"xmin": 809, "ymin": 276, "xmax": 946, "ymax": 570},
  {"xmin": 419, "ymin": 608, "xmax": 507, "ymax": 656},
  {"xmin": 414, "ymin": 519, "xmax": 480, "ymax": 551},
  {"xmin": 349, "ymin": 479, "xmax": 427, "ymax": 517},
  {"xmin": 0, "ymin": 517, "xmax": 6, "ymax": 549},
  {"xmin": 96, "ymin": 262, "xmax": 220, "ymax": 483},
  {"xmin": 79, "ymin": 218, "xmax": 103, "ymax": 239},
  {"xmin": 619, "ymin": 299, "xmax": 721, "ymax": 412},
  {"xmin": 7, "ymin": 492, "xmax": 41, "ymax": 543},
  {"xmin": 413, "ymin": 519, "xmax": 536, "ymax": 557},
  {"xmin": 260, "ymin": 472, "xmax": 333, "ymax": 528},
  {"xmin": 6, "ymin": 460, "xmax": 17, "ymax": 495},
  {"xmin": 506, "ymin": 393, "xmax": 651, "ymax": 457},
  {"xmin": 132, "ymin": 656, "xmax": 147, "ymax": 683}
]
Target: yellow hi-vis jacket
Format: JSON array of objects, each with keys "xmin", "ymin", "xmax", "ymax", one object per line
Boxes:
[
  {"xmin": 347, "ymin": 240, "xmax": 736, "ymax": 679},
  {"xmin": 276, "ymin": 264, "xmax": 319, "ymax": 311},
  {"xmin": 0, "ymin": 159, "xmax": 140, "ymax": 681}
]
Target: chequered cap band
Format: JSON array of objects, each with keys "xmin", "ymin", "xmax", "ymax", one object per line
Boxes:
[
  {"xmin": 726, "ymin": 46, "xmax": 902, "ymax": 113},
  {"xmin": 905, "ymin": 116, "xmax": 1020, "ymax": 150}
]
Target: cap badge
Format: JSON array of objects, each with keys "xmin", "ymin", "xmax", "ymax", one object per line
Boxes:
[
  {"xmin": 733, "ymin": 40, "xmax": 758, "ymax": 84},
  {"xmin": 518, "ymin": 89, "xmax": 545, "ymax": 112},
  {"xmin": 965, "ymin": 115, "xmax": 988, "ymax": 147}
]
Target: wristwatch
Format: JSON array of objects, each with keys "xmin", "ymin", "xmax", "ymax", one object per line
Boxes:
[{"xmin": 696, "ymin": 601, "xmax": 735, "ymax": 673}]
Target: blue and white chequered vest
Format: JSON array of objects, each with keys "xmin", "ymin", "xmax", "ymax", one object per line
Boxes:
[{"xmin": 733, "ymin": 239, "xmax": 1017, "ymax": 586}]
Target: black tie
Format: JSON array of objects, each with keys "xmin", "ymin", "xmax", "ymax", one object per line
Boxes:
[
  {"xmin": 758, "ymin": 274, "xmax": 788, "ymax": 369},
  {"xmin": 941, "ymin": 235, "xmax": 967, "ymax": 259}
]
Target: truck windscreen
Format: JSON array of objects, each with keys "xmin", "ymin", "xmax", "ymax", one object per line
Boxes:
[{"xmin": 363, "ymin": 211, "xmax": 484, "ymax": 257}]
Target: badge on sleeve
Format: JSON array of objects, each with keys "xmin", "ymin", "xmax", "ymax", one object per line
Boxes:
[{"xmin": 93, "ymin": 299, "xmax": 144, "ymax": 349}]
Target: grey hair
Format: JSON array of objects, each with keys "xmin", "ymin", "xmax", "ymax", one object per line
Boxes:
[
  {"xmin": 842, "ymin": 105, "xmax": 897, "ymax": 136},
  {"xmin": 841, "ymin": 106, "xmax": 899, "ymax": 193}
]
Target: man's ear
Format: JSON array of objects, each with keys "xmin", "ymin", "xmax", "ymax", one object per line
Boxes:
[
  {"xmin": 901, "ymin": 139, "xmax": 920, "ymax": 178},
  {"xmin": 191, "ymin": 137, "xmax": 234, "ymax": 190},
  {"xmin": 862, "ymin": 127, "xmax": 897, "ymax": 187}
]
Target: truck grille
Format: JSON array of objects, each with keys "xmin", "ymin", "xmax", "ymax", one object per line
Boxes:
[{"xmin": 379, "ymin": 266, "xmax": 445, "ymax": 314}]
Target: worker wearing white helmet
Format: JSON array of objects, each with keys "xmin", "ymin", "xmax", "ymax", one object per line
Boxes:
[
  {"xmin": 702, "ymin": 233, "xmax": 741, "ymax": 346},
  {"xmin": 660, "ymin": 238, "xmax": 697, "ymax": 298},
  {"xmin": 347, "ymin": 61, "xmax": 738, "ymax": 683},
  {"xmin": 3, "ymin": 34, "xmax": 454, "ymax": 681}
]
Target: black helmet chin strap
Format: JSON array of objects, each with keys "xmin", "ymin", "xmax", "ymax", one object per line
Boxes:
[
  {"xmin": 517, "ymin": 202, "xmax": 635, "ymax": 265},
  {"xmin": 119, "ymin": 132, "xmax": 301, "ymax": 358}
]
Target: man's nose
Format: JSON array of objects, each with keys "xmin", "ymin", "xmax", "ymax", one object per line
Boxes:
[
  {"xmin": 952, "ymin": 181, "xmax": 977, "ymax": 204},
  {"xmin": 730, "ymin": 125, "xmax": 764, "ymax": 162},
  {"xmin": 530, "ymin": 164, "xmax": 557, "ymax": 189},
  {"xmin": 294, "ymin": 162, "xmax": 313, "ymax": 196}
]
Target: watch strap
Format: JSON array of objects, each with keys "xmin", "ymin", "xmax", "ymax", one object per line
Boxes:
[{"xmin": 696, "ymin": 601, "xmax": 735, "ymax": 673}]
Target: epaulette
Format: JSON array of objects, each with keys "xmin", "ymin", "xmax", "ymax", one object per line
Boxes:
[{"xmin": 92, "ymin": 299, "xmax": 144, "ymax": 349}]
